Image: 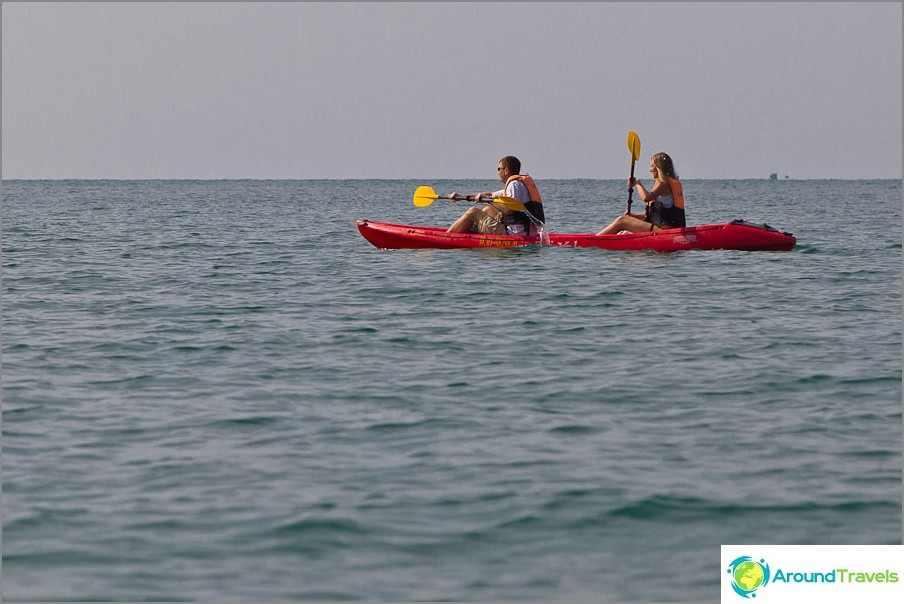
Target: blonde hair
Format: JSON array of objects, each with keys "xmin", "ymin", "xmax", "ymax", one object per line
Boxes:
[{"xmin": 651, "ymin": 152, "xmax": 678, "ymax": 182}]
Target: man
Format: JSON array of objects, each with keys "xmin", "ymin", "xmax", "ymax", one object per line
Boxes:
[{"xmin": 447, "ymin": 156, "xmax": 545, "ymax": 235}]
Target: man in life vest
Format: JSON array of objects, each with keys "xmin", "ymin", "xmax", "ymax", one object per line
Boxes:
[
  {"xmin": 596, "ymin": 152, "xmax": 685, "ymax": 235},
  {"xmin": 447, "ymin": 155, "xmax": 545, "ymax": 235}
]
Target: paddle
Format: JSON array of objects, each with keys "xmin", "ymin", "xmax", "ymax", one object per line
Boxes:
[
  {"xmin": 413, "ymin": 186, "xmax": 527, "ymax": 212},
  {"xmin": 626, "ymin": 130, "xmax": 641, "ymax": 215}
]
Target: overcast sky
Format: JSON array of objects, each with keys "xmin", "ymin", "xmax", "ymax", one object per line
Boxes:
[{"xmin": 2, "ymin": 2, "xmax": 901, "ymax": 180}]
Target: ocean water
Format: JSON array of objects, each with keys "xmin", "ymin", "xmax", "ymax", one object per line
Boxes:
[{"xmin": 2, "ymin": 178, "xmax": 901, "ymax": 602}]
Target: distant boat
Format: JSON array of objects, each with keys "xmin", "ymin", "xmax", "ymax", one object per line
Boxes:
[{"xmin": 770, "ymin": 173, "xmax": 778, "ymax": 180}]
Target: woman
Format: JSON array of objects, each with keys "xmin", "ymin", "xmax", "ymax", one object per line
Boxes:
[{"xmin": 597, "ymin": 152, "xmax": 685, "ymax": 235}]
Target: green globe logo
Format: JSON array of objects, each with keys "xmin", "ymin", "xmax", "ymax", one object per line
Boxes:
[
  {"xmin": 734, "ymin": 561, "xmax": 764, "ymax": 590},
  {"xmin": 727, "ymin": 556, "xmax": 771, "ymax": 598}
]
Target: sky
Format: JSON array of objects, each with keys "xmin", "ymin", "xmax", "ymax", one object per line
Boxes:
[{"xmin": 1, "ymin": 2, "xmax": 901, "ymax": 180}]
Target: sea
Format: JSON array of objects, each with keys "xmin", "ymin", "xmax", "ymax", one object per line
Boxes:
[{"xmin": 2, "ymin": 178, "xmax": 901, "ymax": 602}]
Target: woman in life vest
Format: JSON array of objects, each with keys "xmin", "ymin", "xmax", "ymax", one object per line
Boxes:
[
  {"xmin": 596, "ymin": 152, "xmax": 685, "ymax": 235},
  {"xmin": 447, "ymin": 155, "xmax": 545, "ymax": 235}
]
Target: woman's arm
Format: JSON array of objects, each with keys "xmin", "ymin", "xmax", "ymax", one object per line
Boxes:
[{"xmin": 633, "ymin": 179, "xmax": 670, "ymax": 203}]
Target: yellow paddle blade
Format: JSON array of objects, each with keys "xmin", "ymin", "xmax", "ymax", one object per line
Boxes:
[
  {"xmin": 627, "ymin": 130, "xmax": 641, "ymax": 162},
  {"xmin": 413, "ymin": 185, "xmax": 439, "ymax": 207},
  {"xmin": 494, "ymin": 196, "xmax": 527, "ymax": 212}
]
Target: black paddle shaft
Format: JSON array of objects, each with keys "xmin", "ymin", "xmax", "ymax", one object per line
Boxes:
[{"xmin": 626, "ymin": 160, "xmax": 636, "ymax": 215}]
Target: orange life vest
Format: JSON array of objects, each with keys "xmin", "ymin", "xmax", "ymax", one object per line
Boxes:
[
  {"xmin": 504, "ymin": 173, "xmax": 545, "ymax": 229},
  {"xmin": 667, "ymin": 178, "xmax": 685, "ymax": 209},
  {"xmin": 505, "ymin": 174, "xmax": 543, "ymax": 203}
]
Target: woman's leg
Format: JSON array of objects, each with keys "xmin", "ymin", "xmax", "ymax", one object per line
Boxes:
[{"xmin": 596, "ymin": 214, "xmax": 652, "ymax": 235}]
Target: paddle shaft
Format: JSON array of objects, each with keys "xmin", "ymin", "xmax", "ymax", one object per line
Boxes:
[
  {"xmin": 413, "ymin": 186, "xmax": 528, "ymax": 213},
  {"xmin": 626, "ymin": 159, "xmax": 636, "ymax": 215},
  {"xmin": 625, "ymin": 130, "xmax": 641, "ymax": 215},
  {"xmin": 451, "ymin": 193, "xmax": 527, "ymax": 212}
]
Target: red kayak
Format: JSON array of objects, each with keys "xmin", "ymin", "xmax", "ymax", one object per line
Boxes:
[{"xmin": 357, "ymin": 219, "xmax": 796, "ymax": 252}]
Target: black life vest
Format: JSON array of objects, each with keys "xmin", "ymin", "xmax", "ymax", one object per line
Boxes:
[{"xmin": 644, "ymin": 178, "xmax": 686, "ymax": 228}]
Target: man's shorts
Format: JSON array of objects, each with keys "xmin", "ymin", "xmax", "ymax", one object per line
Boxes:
[{"xmin": 473, "ymin": 214, "xmax": 505, "ymax": 235}]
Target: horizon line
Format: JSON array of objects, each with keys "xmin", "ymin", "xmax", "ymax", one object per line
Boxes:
[{"xmin": 3, "ymin": 177, "xmax": 902, "ymax": 182}]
